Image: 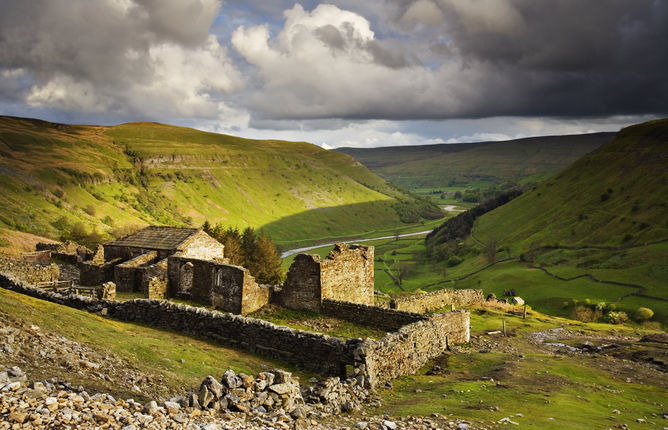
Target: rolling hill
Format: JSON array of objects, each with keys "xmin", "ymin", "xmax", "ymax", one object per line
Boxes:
[
  {"xmin": 473, "ymin": 119, "xmax": 668, "ymax": 248},
  {"xmin": 336, "ymin": 133, "xmax": 613, "ymax": 190},
  {"xmin": 422, "ymin": 118, "xmax": 668, "ymax": 325},
  {"xmin": 0, "ymin": 116, "xmax": 441, "ymax": 249}
]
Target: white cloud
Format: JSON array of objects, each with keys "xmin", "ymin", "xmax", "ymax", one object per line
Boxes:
[{"xmin": 1, "ymin": 0, "xmax": 247, "ymax": 127}]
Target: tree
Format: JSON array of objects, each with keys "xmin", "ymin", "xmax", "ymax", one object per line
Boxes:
[
  {"xmin": 254, "ymin": 230, "xmax": 284, "ymax": 284},
  {"xmin": 241, "ymin": 227, "xmax": 259, "ymax": 274},
  {"xmin": 397, "ymin": 263, "xmax": 412, "ymax": 287}
]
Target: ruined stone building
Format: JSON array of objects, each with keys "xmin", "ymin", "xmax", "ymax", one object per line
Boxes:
[
  {"xmin": 79, "ymin": 226, "xmax": 272, "ymax": 315},
  {"xmin": 78, "ymin": 226, "xmax": 377, "ymax": 317},
  {"xmin": 280, "ymin": 243, "xmax": 374, "ymax": 311}
]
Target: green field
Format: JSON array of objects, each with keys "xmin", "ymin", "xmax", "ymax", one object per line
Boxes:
[
  {"xmin": 0, "ymin": 116, "xmax": 442, "ymax": 251},
  {"xmin": 370, "ymin": 119, "xmax": 668, "ymax": 328},
  {"xmin": 288, "ymin": 233, "xmax": 667, "ymax": 327},
  {"xmin": 375, "ymin": 307, "xmax": 667, "ymax": 430}
]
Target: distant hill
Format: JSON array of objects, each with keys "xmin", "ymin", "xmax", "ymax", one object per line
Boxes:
[
  {"xmin": 336, "ymin": 133, "xmax": 614, "ymax": 189},
  {"xmin": 423, "ymin": 119, "xmax": 668, "ymax": 325},
  {"xmin": 0, "ymin": 116, "xmax": 441, "ymax": 247},
  {"xmin": 473, "ymin": 119, "xmax": 668, "ymax": 248}
]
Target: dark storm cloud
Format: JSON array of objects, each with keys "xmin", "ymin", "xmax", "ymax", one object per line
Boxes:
[
  {"xmin": 0, "ymin": 0, "xmax": 665, "ymax": 135},
  {"xmin": 392, "ymin": 0, "xmax": 668, "ymax": 117},
  {"xmin": 230, "ymin": 0, "xmax": 667, "ymax": 121}
]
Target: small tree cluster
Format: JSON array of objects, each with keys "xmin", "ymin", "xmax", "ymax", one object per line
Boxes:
[
  {"xmin": 567, "ymin": 299, "xmax": 630, "ymax": 325},
  {"xmin": 203, "ymin": 222, "xmax": 284, "ymax": 285}
]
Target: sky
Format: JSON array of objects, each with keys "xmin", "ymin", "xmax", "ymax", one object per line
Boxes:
[{"xmin": 1, "ymin": 0, "xmax": 667, "ymax": 148}]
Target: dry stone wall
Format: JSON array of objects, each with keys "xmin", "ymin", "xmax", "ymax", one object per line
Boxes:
[
  {"xmin": 321, "ymin": 299, "xmax": 426, "ymax": 332},
  {"xmin": 114, "ymin": 251, "xmax": 158, "ymax": 292},
  {"xmin": 0, "ymin": 258, "xmax": 59, "ymax": 284},
  {"xmin": 359, "ymin": 310, "xmax": 470, "ymax": 387},
  {"xmin": 320, "ymin": 244, "xmax": 374, "ymax": 306},
  {"xmin": 0, "ymin": 271, "xmax": 471, "ymax": 389},
  {"xmin": 391, "ymin": 288, "xmax": 483, "ymax": 313},
  {"xmin": 79, "ymin": 259, "xmax": 119, "ymax": 286},
  {"xmin": 147, "ymin": 277, "xmax": 167, "ymax": 299},
  {"xmin": 281, "ymin": 244, "xmax": 374, "ymax": 312}
]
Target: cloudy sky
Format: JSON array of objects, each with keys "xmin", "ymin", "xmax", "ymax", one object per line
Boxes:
[{"xmin": 1, "ymin": 0, "xmax": 666, "ymax": 148}]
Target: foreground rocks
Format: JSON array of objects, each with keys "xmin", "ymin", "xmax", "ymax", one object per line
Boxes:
[
  {"xmin": 0, "ymin": 366, "xmax": 485, "ymax": 429},
  {"xmin": 191, "ymin": 368, "xmax": 376, "ymax": 423}
]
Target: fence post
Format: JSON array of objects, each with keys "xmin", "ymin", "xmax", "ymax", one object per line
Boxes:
[{"xmin": 523, "ymin": 303, "xmax": 527, "ymax": 320}]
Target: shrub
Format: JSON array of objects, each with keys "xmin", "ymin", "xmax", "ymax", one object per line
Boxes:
[
  {"xmin": 446, "ymin": 255, "xmax": 462, "ymax": 267},
  {"xmin": 84, "ymin": 204, "xmax": 96, "ymax": 216},
  {"xmin": 604, "ymin": 311, "xmax": 628, "ymax": 324},
  {"xmin": 634, "ymin": 307, "xmax": 654, "ymax": 321},
  {"xmin": 595, "ymin": 302, "xmax": 606, "ymax": 312},
  {"xmin": 571, "ymin": 306, "xmax": 602, "ymax": 323}
]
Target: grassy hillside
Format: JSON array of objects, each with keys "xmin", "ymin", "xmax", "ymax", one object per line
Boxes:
[
  {"xmin": 473, "ymin": 119, "xmax": 668, "ymax": 247},
  {"xmin": 0, "ymin": 116, "xmax": 441, "ymax": 247},
  {"xmin": 416, "ymin": 119, "xmax": 668, "ymax": 327},
  {"xmin": 336, "ymin": 133, "xmax": 612, "ymax": 190}
]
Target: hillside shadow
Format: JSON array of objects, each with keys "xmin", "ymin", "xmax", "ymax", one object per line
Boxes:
[{"xmin": 260, "ymin": 200, "xmax": 424, "ymax": 251}]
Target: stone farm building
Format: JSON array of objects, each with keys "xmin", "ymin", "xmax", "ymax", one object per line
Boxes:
[
  {"xmin": 80, "ymin": 226, "xmax": 274, "ymax": 315},
  {"xmin": 79, "ymin": 226, "xmax": 381, "ymax": 317}
]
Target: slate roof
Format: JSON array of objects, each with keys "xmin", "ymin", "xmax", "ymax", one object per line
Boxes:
[{"xmin": 105, "ymin": 226, "xmax": 199, "ymax": 251}]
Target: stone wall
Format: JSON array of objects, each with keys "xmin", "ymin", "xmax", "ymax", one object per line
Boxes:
[
  {"xmin": 321, "ymin": 299, "xmax": 426, "ymax": 332},
  {"xmin": 179, "ymin": 230, "xmax": 226, "ymax": 261},
  {"xmin": 281, "ymin": 244, "xmax": 374, "ymax": 312},
  {"xmin": 114, "ymin": 251, "xmax": 158, "ymax": 292},
  {"xmin": 147, "ymin": 277, "xmax": 167, "ymax": 299},
  {"xmin": 359, "ymin": 310, "xmax": 470, "ymax": 387},
  {"xmin": 390, "ymin": 288, "xmax": 484, "ymax": 313},
  {"xmin": 142, "ymin": 259, "xmax": 168, "ymax": 296},
  {"xmin": 168, "ymin": 256, "xmax": 269, "ymax": 315},
  {"xmin": 320, "ymin": 244, "xmax": 374, "ymax": 306},
  {"xmin": 280, "ymin": 254, "xmax": 322, "ymax": 311},
  {"xmin": 79, "ymin": 259, "xmax": 120, "ymax": 286},
  {"xmin": 0, "ymin": 257, "xmax": 59, "ymax": 284},
  {"xmin": 0, "ymin": 272, "xmax": 470, "ymax": 389},
  {"xmin": 37, "ymin": 241, "xmax": 92, "ymax": 263}
]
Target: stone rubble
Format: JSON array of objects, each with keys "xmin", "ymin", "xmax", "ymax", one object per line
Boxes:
[{"xmin": 0, "ymin": 366, "xmax": 487, "ymax": 430}]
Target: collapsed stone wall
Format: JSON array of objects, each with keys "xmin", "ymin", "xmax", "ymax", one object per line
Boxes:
[
  {"xmin": 390, "ymin": 288, "xmax": 483, "ymax": 313},
  {"xmin": 114, "ymin": 251, "xmax": 158, "ymax": 292},
  {"xmin": 0, "ymin": 272, "xmax": 470, "ymax": 388},
  {"xmin": 281, "ymin": 244, "xmax": 374, "ymax": 312},
  {"xmin": 0, "ymin": 258, "xmax": 59, "ymax": 284},
  {"xmin": 320, "ymin": 244, "xmax": 374, "ymax": 305},
  {"xmin": 79, "ymin": 259, "xmax": 119, "ymax": 286},
  {"xmin": 37, "ymin": 241, "xmax": 92, "ymax": 263},
  {"xmin": 321, "ymin": 299, "xmax": 426, "ymax": 332},
  {"xmin": 360, "ymin": 310, "xmax": 470, "ymax": 387}
]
